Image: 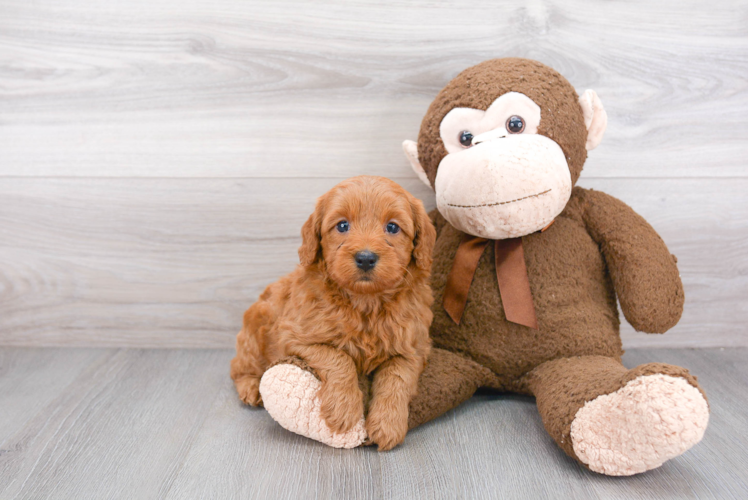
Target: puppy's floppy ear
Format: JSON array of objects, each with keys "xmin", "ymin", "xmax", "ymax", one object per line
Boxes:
[
  {"xmin": 409, "ymin": 196, "xmax": 436, "ymax": 272},
  {"xmin": 298, "ymin": 196, "xmax": 324, "ymax": 267}
]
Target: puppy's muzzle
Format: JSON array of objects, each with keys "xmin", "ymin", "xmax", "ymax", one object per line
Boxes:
[{"xmin": 354, "ymin": 250, "xmax": 378, "ymax": 272}]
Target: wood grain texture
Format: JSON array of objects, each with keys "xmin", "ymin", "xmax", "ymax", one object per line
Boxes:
[
  {"xmin": 1, "ymin": 0, "xmax": 747, "ymax": 349},
  {"xmin": 0, "ymin": 347, "xmax": 746, "ymax": 499},
  {"xmin": 1, "ymin": 177, "xmax": 746, "ymax": 347},
  {"xmin": 0, "ymin": 348, "xmax": 228, "ymax": 499},
  {"xmin": 0, "ymin": 348, "xmax": 110, "ymax": 441},
  {"xmin": 1, "ymin": 0, "xmax": 747, "ymax": 179}
]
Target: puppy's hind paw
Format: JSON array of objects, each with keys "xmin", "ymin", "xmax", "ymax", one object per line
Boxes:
[
  {"xmin": 259, "ymin": 363, "xmax": 367, "ymax": 449},
  {"xmin": 235, "ymin": 376, "xmax": 262, "ymax": 406}
]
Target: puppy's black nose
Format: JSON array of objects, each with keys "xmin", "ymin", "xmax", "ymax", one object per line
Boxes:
[{"xmin": 354, "ymin": 250, "xmax": 378, "ymax": 272}]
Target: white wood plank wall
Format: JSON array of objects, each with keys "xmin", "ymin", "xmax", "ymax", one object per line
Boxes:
[{"xmin": 1, "ymin": 0, "xmax": 746, "ymax": 348}]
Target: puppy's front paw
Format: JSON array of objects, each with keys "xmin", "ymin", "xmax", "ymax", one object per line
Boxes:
[
  {"xmin": 260, "ymin": 364, "xmax": 366, "ymax": 449},
  {"xmin": 318, "ymin": 381, "xmax": 364, "ymax": 434},
  {"xmin": 235, "ymin": 376, "xmax": 262, "ymax": 406},
  {"xmin": 365, "ymin": 403, "xmax": 408, "ymax": 451}
]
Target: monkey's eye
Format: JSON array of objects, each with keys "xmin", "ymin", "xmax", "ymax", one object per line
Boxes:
[
  {"xmin": 506, "ymin": 115, "xmax": 525, "ymax": 134},
  {"xmin": 458, "ymin": 131, "xmax": 474, "ymax": 148},
  {"xmin": 386, "ymin": 222, "xmax": 400, "ymax": 234},
  {"xmin": 336, "ymin": 220, "xmax": 349, "ymax": 233}
]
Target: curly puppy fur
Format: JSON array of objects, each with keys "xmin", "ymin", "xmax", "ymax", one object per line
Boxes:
[{"xmin": 230, "ymin": 176, "xmax": 435, "ymax": 450}]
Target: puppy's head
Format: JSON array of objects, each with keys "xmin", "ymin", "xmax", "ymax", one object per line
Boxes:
[{"xmin": 299, "ymin": 176, "xmax": 436, "ymax": 295}]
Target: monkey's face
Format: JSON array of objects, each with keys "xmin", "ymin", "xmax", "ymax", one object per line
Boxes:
[
  {"xmin": 403, "ymin": 58, "xmax": 607, "ymax": 240},
  {"xmin": 433, "ymin": 92, "xmax": 572, "ymax": 239}
]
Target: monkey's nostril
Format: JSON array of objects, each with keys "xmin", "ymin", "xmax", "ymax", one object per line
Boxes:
[
  {"xmin": 473, "ymin": 135, "xmax": 506, "ymax": 146},
  {"xmin": 354, "ymin": 250, "xmax": 378, "ymax": 272}
]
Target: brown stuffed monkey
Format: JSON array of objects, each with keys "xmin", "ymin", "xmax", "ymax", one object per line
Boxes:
[
  {"xmin": 399, "ymin": 57, "xmax": 709, "ymax": 476},
  {"xmin": 255, "ymin": 58, "xmax": 709, "ymax": 476}
]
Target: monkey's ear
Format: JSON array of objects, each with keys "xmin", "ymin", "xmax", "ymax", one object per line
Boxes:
[
  {"xmin": 402, "ymin": 140, "xmax": 432, "ymax": 188},
  {"xmin": 579, "ymin": 90, "xmax": 607, "ymax": 151}
]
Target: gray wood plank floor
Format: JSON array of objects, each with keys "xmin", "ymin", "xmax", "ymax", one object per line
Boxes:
[{"xmin": 1, "ymin": 348, "xmax": 746, "ymax": 499}]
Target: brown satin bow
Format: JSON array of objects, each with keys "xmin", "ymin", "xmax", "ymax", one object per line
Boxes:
[{"xmin": 443, "ymin": 222, "xmax": 554, "ymax": 329}]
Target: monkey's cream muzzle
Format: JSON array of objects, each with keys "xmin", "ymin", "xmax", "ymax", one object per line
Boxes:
[{"xmin": 434, "ymin": 134, "xmax": 572, "ymax": 240}]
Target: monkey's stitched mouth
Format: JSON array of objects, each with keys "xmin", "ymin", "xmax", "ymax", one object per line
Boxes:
[{"xmin": 447, "ymin": 189, "xmax": 552, "ymax": 208}]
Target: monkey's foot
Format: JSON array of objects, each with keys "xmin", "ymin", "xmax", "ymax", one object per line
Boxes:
[
  {"xmin": 259, "ymin": 363, "xmax": 367, "ymax": 449},
  {"xmin": 570, "ymin": 374, "xmax": 709, "ymax": 476}
]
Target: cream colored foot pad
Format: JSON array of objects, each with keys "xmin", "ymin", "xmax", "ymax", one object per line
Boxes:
[{"xmin": 571, "ymin": 374, "xmax": 709, "ymax": 476}]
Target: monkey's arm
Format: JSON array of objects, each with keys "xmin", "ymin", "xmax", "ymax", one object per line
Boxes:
[{"xmin": 580, "ymin": 188, "xmax": 684, "ymax": 333}]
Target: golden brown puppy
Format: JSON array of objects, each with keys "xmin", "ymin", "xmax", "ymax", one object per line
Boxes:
[{"xmin": 230, "ymin": 176, "xmax": 435, "ymax": 450}]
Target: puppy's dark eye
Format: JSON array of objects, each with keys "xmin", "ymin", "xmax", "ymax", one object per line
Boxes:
[
  {"xmin": 336, "ymin": 221, "xmax": 349, "ymax": 233},
  {"xmin": 386, "ymin": 222, "xmax": 400, "ymax": 234},
  {"xmin": 506, "ymin": 115, "xmax": 525, "ymax": 134},
  {"xmin": 458, "ymin": 131, "xmax": 474, "ymax": 147}
]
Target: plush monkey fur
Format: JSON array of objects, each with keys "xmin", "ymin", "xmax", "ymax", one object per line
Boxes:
[
  {"xmin": 402, "ymin": 58, "xmax": 709, "ymax": 475},
  {"xmin": 258, "ymin": 58, "xmax": 709, "ymax": 475}
]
